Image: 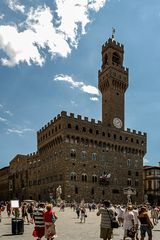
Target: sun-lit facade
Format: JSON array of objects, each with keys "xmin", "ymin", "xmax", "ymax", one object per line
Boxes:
[{"xmin": 6, "ymin": 35, "xmax": 147, "ymax": 204}]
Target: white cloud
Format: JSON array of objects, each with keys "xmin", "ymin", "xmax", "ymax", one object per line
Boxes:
[
  {"xmin": 0, "ymin": 116, "xmax": 7, "ymax": 123},
  {"xmin": 5, "ymin": 110, "xmax": 13, "ymax": 116},
  {"xmin": 81, "ymin": 85, "xmax": 99, "ymax": 95},
  {"xmin": 7, "ymin": 0, "xmax": 25, "ymax": 13},
  {"xmin": 7, "ymin": 127, "xmax": 34, "ymax": 136},
  {"xmin": 0, "ymin": 0, "xmax": 106, "ymax": 66},
  {"xmin": 0, "ymin": 14, "xmax": 4, "ymax": 20},
  {"xmin": 70, "ymin": 100, "xmax": 78, "ymax": 107},
  {"xmin": 143, "ymin": 158, "xmax": 150, "ymax": 165},
  {"xmin": 54, "ymin": 74, "xmax": 99, "ymax": 96},
  {"xmin": 90, "ymin": 97, "xmax": 99, "ymax": 101},
  {"xmin": 88, "ymin": 0, "xmax": 107, "ymax": 12}
]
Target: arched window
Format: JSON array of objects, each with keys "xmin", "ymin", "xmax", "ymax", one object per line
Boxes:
[
  {"xmin": 70, "ymin": 149, "xmax": 76, "ymax": 158},
  {"xmin": 82, "ymin": 174, "xmax": 87, "ymax": 182},
  {"xmin": 70, "ymin": 172, "xmax": 77, "ymax": 181},
  {"xmin": 89, "ymin": 128, "xmax": 93, "ymax": 134},
  {"xmin": 82, "ymin": 127, "xmax": 86, "ymax": 132},
  {"xmin": 92, "ymin": 175, "xmax": 97, "ymax": 183},
  {"xmin": 75, "ymin": 125, "xmax": 79, "ymax": 130}
]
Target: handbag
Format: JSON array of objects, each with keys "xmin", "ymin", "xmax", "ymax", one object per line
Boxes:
[
  {"xmin": 127, "ymin": 227, "xmax": 136, "ymax": 238},
  {"xmin": 52, "ymin": 214, "xmax": 57, "ymax": 223},
  {"xmin": 147, "ymin": 220, "xmax": 154, "ymax": 229},
  {"xmin": 111, "ymin": 219, "xmax": 119, "ymax": 228},
  {"xmin": 32, "ymin": 229, "xmax": 38, "ymax": 237},
  {"xmin": 107, "ymin": 209, "xmax": 119, "ymax": 228}
]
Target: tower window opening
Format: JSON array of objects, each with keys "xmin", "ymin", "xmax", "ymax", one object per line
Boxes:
[
  {"xmin": 104, "ymin": 54, "xmax": 108, "ymax": 65},
  {"xmin": 112, "ymin": 52, "xmax": 120, "ymax": 65}
]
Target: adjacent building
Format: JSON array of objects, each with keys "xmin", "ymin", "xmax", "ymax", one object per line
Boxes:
[
  {"xmin": 143, "ymin": 165, "xmax": 160, "ymax": 205},
  {"xmin": 0, "ymin": 166, "xmax": 9, "ymax": 201}
]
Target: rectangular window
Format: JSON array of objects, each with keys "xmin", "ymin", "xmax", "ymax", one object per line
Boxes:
[
  {"xmin": 127, "ymin": 178, "xmax": 131, "ymax": 186},
  {"xmin": 92, "ymin": 153, "xmax": 97, "ymax": 160},
  {"xmin": 81, "ymin": 151, "xmax": 87, "ymax": 160}
]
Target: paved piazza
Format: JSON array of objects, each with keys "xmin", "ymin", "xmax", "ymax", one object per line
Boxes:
[{"xmin": 0, "ymin": 207, "xmax": 160, "ymax": 240}]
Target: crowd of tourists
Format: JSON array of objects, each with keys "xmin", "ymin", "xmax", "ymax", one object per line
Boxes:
[
  {"xmin": 0, "ymin": 200, "xmax": 160, "ymax": 240},
  {"xmin": 0, "ymin": 201, "xmax": 57, "ymax": 240},
  {"xmin": 96, "ymin": 200, "xmax": 160, "ymax": 240}
]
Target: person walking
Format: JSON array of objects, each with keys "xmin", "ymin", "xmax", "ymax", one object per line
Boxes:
[
  {"xmin": 117, "ymin": 205, "xmax": 124, "ymax": 227},
  {"xmin": 21, "ymin": 202, "xmax": 29, "ymax": 223},
  {"xmin": 133, "ymin": 205, "xmax": 140, "ymax": 240},
  {"xmin": 32, "ymin": 202, "xmax": 45, "ymax": 240},
  {"xmin": 6, "ymin": 202, "xmax": 11, "ymax": 217},
  {"xmin": 150, "ymin": 206, "xmax": 158, "ymax": 225},
  {"xmin": 138, "ymin": 206, "xmax": 154, "ymax": 240},
  {"xmin": 44, "ymin": 204, "xmax": 58, "ymax": 240},
  {"xmin": 75, "ymin": 204, "xmax": 80, "ymax": 219},
  {"xmin": 123, "ymin": 205, "xmax": 135, "ymax": 240},
  {"xmin": 80, "ymin": 205, "xmax": 87, "ymax": 223},
  {"xmin": 97, "ymin": 200, "xmax": 116, "ymax": 240}
]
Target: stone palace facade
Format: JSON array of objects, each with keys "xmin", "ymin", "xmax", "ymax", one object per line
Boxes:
[{"xmin": 3, "ymin": 34, "xmax": 147, "ymax": 204}]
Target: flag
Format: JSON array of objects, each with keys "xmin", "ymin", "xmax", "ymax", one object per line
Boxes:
[{"xmin": 106, "ymin": 173, "xmax": 111, "ymax": 178}]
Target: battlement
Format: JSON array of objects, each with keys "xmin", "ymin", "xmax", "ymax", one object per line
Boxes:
[
  {"xmin": 98, "ymin": 67, "xmax": 128, "ymax": 78},
  {"xmin": 102, "ymin": 38, "xmax": 124, "ymax": 51},
  {"xmin": 27, "ymin": 151, "xmax": 37, "ymax": 157},
  {"xmin": 125, "ymin": 128, "xmax": 147, "ymax": 137},
  {"xmin": 38, "ymin": 111, "xmax": 102, "ymax": 133}
]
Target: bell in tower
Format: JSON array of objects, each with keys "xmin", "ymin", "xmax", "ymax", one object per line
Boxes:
[{"xmin": 98, "ymin": 30, "xmax": 128, "ymax": 130}]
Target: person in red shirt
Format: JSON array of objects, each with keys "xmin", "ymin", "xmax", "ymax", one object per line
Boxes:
[{"xmin": 44, "ymin": 204, "xmax": 58, "ymax": 240}]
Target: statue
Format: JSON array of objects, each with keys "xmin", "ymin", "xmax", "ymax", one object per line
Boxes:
[
  {"xmin": 56, "ymin": 185, "xmax": 62, "ymax": 205},
  {"xmin": 127, "ymin": 194, "xmax": 131, "ymax": 204},
  {"xmin": 144, "ymin": 194, "xmax": 148, "ymax": 203}
]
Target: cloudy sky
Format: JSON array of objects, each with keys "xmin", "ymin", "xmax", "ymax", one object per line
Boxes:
[{"xmin": 0, "ymin": 0, "xmax": 160, "ymax": 168}]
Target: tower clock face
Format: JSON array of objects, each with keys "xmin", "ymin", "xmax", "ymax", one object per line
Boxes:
[{"xmin": 113, "ymin": 117, "xmax": 122, "ymax": 129}]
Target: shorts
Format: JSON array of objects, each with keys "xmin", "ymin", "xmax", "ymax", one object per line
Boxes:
[
  {"xmin": 140, "ymin": 225, "xmax": 152, "ymax": 238},
  {"xmin": 100, "ymin": 227, "xmax": 113, "ymax": 239}
]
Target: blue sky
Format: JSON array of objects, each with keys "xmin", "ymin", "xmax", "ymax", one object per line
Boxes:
[{"xmin": 0, "ymin": 0, "xmax": 160, "ymax": 168}]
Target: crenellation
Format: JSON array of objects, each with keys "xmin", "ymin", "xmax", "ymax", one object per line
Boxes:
[
  {"xmin": 61, "ymin": 111, "xmax": 67, "ymax": 116},
  {"xmin": 125, "ymin": 128, "xmax": 146, "ymax": 137},
  {"xmin": 91, "ymin": 119, "xmax": 95, "ymax": 123},
  {"xmin": 54, "ymin": 117, "xmax": 57, "ymax": 121},
  {"xmin": 84, "ymin": 117, "xmax": 88, "ymax": 121},
  {"xmin": 57, "ymin": 114, "xmax": 60, "ymax": 119},
  {"xmin": 77, "ymin": 115, "xmax": 82, "ymax": 120},
  {"xmin": 98, "ymin": 120, "xmax": 101, "ymax": 124},
  {"xmin": 70, "ymin": 113, "xmax": 74, "ymax": 118}
]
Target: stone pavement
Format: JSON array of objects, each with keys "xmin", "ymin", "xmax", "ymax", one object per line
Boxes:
[{"xmin": 0, "ymin": 207, "xmax": 160, "ymax": 240}]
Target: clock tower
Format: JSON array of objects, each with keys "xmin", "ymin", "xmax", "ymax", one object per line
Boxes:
[{"xmin": 98, "ymin": 32, "xmax": 128, "ymax": 129}]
